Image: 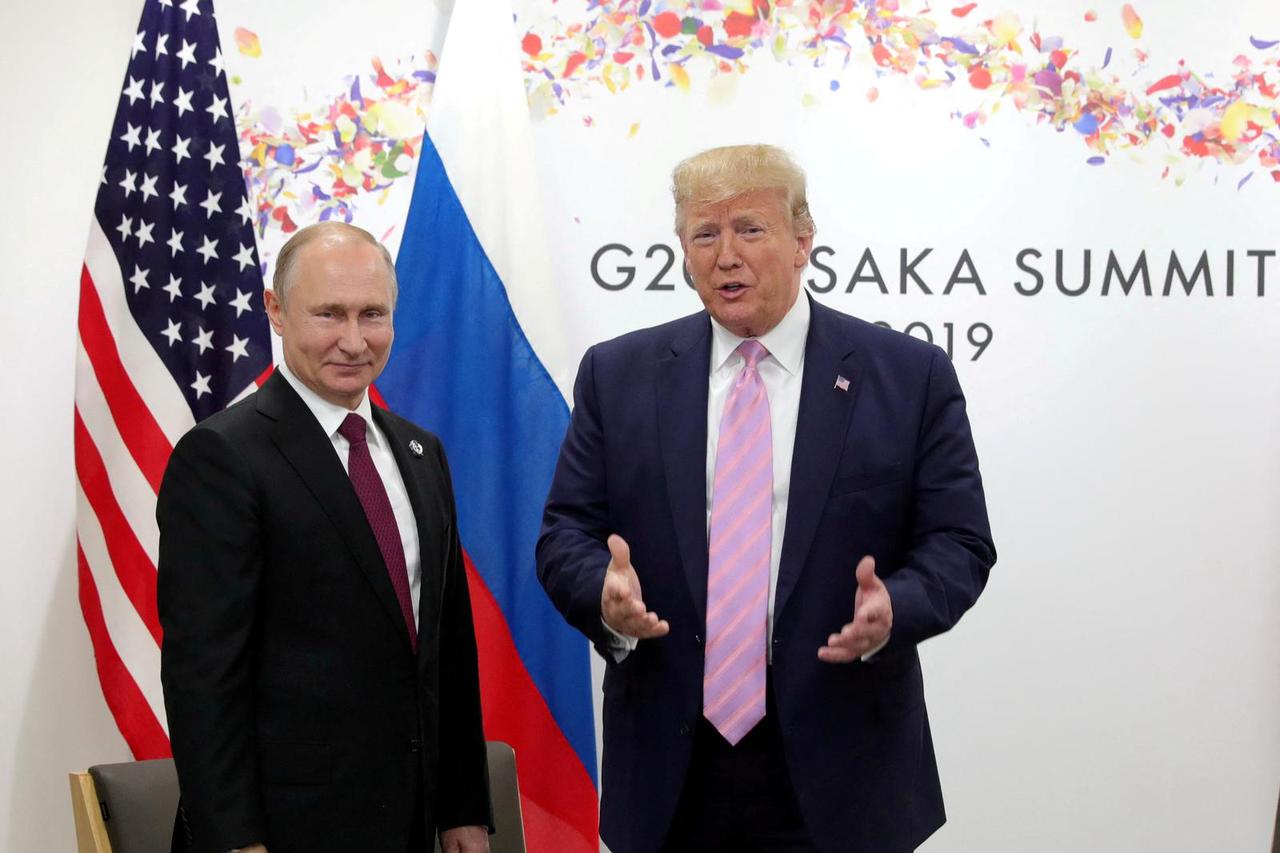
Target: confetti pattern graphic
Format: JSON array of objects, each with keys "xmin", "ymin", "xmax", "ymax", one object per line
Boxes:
[
  {"xmin": 235, "ymin": 53, "xmax": 437, "ymax": 242},
  {"xmin": 231, "ymin": 1, "xmax": 1278, "ymax": 244},
  {"xmin": 516, "ymin": 0, "xmax": 1280, "ymax": 185}
]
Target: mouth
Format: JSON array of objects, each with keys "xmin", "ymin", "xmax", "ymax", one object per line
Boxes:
[{"xmin": 717, "ymin": 282, "xmax": 749, "ymax": 294}]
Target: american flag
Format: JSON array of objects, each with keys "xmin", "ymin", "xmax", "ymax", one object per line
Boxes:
[{"xmin": 75, "ymin": 0, "xmax": 270, "ymax": 758}]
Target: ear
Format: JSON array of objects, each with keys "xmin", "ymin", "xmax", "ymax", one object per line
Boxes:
[
  {"xmin": 794, "ymin": 231, "xmax": 814, "ymax": 269},
  {"xmin": 263, "ymin": 288, "xmax": 285, "ymax": 336}
]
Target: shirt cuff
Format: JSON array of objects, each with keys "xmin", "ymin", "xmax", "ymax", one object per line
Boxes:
[
  {"xmin": 860, "ymin": 635, "xmax": 890, "ymax": 662},
  {"xmin": 600, "ymin": 618, "xmax": 638, "ymax": 663}
]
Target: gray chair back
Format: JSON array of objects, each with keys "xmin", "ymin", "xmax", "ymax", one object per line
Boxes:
[
  {"xmin": 87, "ymin": 758, "xmax": 179, "ymax": 853},
  {"xmin": 485, "ymin": 741, "xmax": 526, "ymax": 853},
  {"xmin": 433, "ymin": 741, "xmax": 526, "ymax": 853}
]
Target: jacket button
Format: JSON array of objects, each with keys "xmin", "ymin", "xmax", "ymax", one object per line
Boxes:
[
  {"xmin": 693, "ymin": 634, "xmax": 703, "ymax": 646},
  {"xmin": 679, "ymin": 724, "xmax": 691, "ymax": 736},
  {"xmin": 408, "ymin": 738, "xmax": 421, "ymax": 753}
]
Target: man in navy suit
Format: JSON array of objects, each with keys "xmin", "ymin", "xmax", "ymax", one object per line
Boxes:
[{"xmin": 537, "ymin": 145, "xmax": 995, "ymax": 853}]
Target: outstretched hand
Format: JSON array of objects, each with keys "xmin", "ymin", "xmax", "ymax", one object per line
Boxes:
[
  {"xmin": 818, "ymin": 556, "xmax": 892, "ymax": 663},
  {"xmin": 600, "ymin": 534, "xmax": 670, "ymax": 639}
]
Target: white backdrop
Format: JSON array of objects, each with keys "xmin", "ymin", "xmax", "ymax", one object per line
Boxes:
[{"xmin": 2, "ymin": 1, "xmax": 1278, "ymax": 851}]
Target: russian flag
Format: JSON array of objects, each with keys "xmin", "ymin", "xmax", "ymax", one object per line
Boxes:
[{"xmin": 374, "ymin": 2, "xmax": 599, "ymax": 851}]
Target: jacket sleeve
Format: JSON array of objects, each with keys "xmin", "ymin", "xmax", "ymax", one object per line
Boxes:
[
  {"xmin": 432, "ymin": 440, "xmax": 494, "ymax": 833},
  {"xmin": 881, "ymin": 348, "xmax": 996, "ymax": 650},
  {"xmin": 156, "ymin": 426, "xmax": 266, "ymax": 853},
  {"xmin": 536, "ymin": 345, "xmax": 616, "ymax": 653}
]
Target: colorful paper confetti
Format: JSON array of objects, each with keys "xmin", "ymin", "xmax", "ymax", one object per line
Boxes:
[
  {"xmin": 234, "ymin": 27, "xmax": 262, "ymax": 58},
  {"xmin": 235, "ymin": 53, "xmax": 437, "ymax": 242},
  {"xmin": 515, "ymin": 1, "xmax": 1280, "ymax": 186}
]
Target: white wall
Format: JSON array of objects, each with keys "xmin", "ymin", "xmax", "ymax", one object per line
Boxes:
[
  {"xmin": 2, "ymin": 2, "xmax": 1277, "ymax": 852},
  {"xmin": 1, "ymin": 2, "xmax": 140, "ymax": 851}
]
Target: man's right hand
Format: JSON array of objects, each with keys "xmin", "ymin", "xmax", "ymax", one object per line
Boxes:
[
  {"xmin": 601, "ymin": 534, "xmax": 670, "ymax": 639},
  {"xmin": 237, "ymin": 845, "xmax": 267, "ymax": 853}
]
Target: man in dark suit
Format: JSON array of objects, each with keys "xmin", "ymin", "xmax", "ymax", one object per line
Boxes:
[
  {"xmin": 158, "ymin": 222, "xmax": 491, "ymax": 853},
  {"xmin": 537, "ymin": 145, "xmax": 995, "ymax": 853}
]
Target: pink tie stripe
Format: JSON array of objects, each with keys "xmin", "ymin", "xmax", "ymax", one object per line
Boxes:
[
  {"xmin": 703, "ymin": 339, "xmax": 772, "ymax": 745},
  {"xmin": 705, "ymin": 549, "xmax": 769, "ymax": 625},
  {"xmin": 708, "ymin": 446, "xmax": 772, "ymax": 531},
  {"xmin": 707, "ymin": 488, "xmax": 772, "ymax": 567},
  {"xmin": 704, "ymin": 581, "xmax": 770, "ymax": 666}
]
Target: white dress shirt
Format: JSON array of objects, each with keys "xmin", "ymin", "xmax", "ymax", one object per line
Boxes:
[{"xmin": 275, "ymin": 361, "xmax": 421, "ymax": 627}]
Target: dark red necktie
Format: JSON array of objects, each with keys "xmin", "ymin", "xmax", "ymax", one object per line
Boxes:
[{"xmin": 338, "ymin": 413, "xmax": 416, "ymax": 652}]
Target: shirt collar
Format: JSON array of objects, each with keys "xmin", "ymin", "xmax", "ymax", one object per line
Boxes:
[
  {"xmin": 709, "ymin": 290, "xmax": 810, "ymax": 376},
  {"xmin": 275, "ymin": 359, "xmax": 380, "ymax": 447}
]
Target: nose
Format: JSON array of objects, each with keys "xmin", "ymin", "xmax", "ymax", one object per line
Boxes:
[
  {"xmin": 715, "ymin": 232, "xmax": 741, "ymax": 269},
  {"xmin": 336, "ymin": 316, "xmax": 366, "ymax": 355}
]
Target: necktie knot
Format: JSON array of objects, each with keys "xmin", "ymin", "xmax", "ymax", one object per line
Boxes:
[
  {"xmin": 338, "ymin": 412, "xmax": 367, "ymax": 446},
  {"xmin": 737, "ymin": 339, "xmax": 768, "ymax": 370}
]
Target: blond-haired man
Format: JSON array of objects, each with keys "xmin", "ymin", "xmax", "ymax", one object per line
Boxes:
[{"xmin": 538, "ymin": 146, "xmax": 994, "ymax": 852}]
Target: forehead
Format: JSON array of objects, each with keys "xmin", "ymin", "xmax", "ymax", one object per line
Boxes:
[
  {"xmin": 683, "ymin": 187, "xmax": 789, "ymax": 226},
  {"xmin": 293, "ymin": 240, "xmax": 392, "ymax": 301}
]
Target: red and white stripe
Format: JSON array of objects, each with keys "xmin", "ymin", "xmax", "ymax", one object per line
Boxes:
[{"xmin": 74, "ymin": 218, "xmax": 196, "ymax": 758}]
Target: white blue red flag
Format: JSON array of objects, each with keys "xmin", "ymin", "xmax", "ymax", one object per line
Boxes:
[{"xmin": 375, "ymin": 2, "xmax": 599, "ymax": 850}]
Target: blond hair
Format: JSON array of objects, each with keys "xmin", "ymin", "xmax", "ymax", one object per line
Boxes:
[
  {"xmin": 272, "ymin": 221, "xmax": 398, "ymax": 309},
  {"xmin": 671, "ymin": 144, "xmax": 815, "ymax": 237}
]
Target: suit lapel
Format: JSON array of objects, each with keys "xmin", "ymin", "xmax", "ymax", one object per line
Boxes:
[
  {"xmin": 373, "ymin": 408, "xmax": 446, "ymax": 660},
  {"xmin": 775, "ymin": 298, "xmax": 863, "ymax": 620},
  {"xmin": 259, "ymin": 374, "xmax": 413, "ymax": 651},
  {"xmin": 656, "ymin": 315, "xmax": 713, "ymax": 623}
]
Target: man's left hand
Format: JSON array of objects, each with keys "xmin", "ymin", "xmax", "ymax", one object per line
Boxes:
[
  {"xmin": 818, "ymin": 556, "xmax": 892, "ymax": 663},
  {"xmin": 439, "ymin": 825, "xmax": 489, "ymax": 853}
]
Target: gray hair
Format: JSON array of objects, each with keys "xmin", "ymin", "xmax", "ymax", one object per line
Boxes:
[{"xmin": 271, "ymin": 221, "xmax": 399, "ymax": 309}]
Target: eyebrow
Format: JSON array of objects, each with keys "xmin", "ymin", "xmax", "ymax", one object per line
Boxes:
[{"xmin": 312, "ymin": 301, "xmax": 389, "ymax": 313}]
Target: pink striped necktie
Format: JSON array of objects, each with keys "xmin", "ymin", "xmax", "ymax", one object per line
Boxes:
[{"xmin": 703, "ymin": 339, "xmax": 772, "ymax": 745}]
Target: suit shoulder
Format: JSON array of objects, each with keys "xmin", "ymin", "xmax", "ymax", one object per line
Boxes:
[
  {"xmin": 817, "ymin": 300, "xmax": 943, "ymax": 367},
  {"xmin": 588, "ymin": 310, "xmax": 706, "ymax": 363},
  {"xmin": 181, "ymin": 391, "xmax": 262, "ymax": 442}
]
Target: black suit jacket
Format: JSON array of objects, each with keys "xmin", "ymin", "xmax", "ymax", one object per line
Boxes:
[
  {"xmin": 158, "ymin": 372, "xmax": 490, "ymax": 853},
  {"xmin": 538, "ymin": 297, "xmax": 995, "ymax": 853}
]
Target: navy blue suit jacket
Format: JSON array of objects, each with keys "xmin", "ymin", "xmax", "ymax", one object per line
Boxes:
[{"xmin": 537, "ymin": 296, "xmax": 995, "ymax": 853}]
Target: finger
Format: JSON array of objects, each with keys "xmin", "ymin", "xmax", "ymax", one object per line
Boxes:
[
  {"xmin": 852, "ymin": 603, "xmax": 888, "ymax": 627},
  {"xmin": 817, "ymin": 643, "xmax": 858, "ymax": 663},
  {"xmin": 833, "ymin": 618, "xmax": 884, "ymax": 648},
  {"xmin": 855, "ymin": 555, "xmax": 878, "ymax": 590},
  {"xmin": 635, "ymin": 616, "xmax": 671, "ymax": 638},
  {"xmin": 818, "ymin": 625, "xmax": 881, "ymax": 662},
  {"xmin": 619, "ymin": 612, "xmax": 669, "ymax": 639},
  {"xmin": 607, "ymin": 534, "xmax": 631, "ymax": 571}
]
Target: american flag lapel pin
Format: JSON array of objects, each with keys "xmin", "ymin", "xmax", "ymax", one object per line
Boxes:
[
  {"xmin": 409, "ymin": 440, "xmax": 424, "ymax": 457},
  {"xmin": 834, "ymin": 375, "xmax": 850, "ymax": 392}
]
